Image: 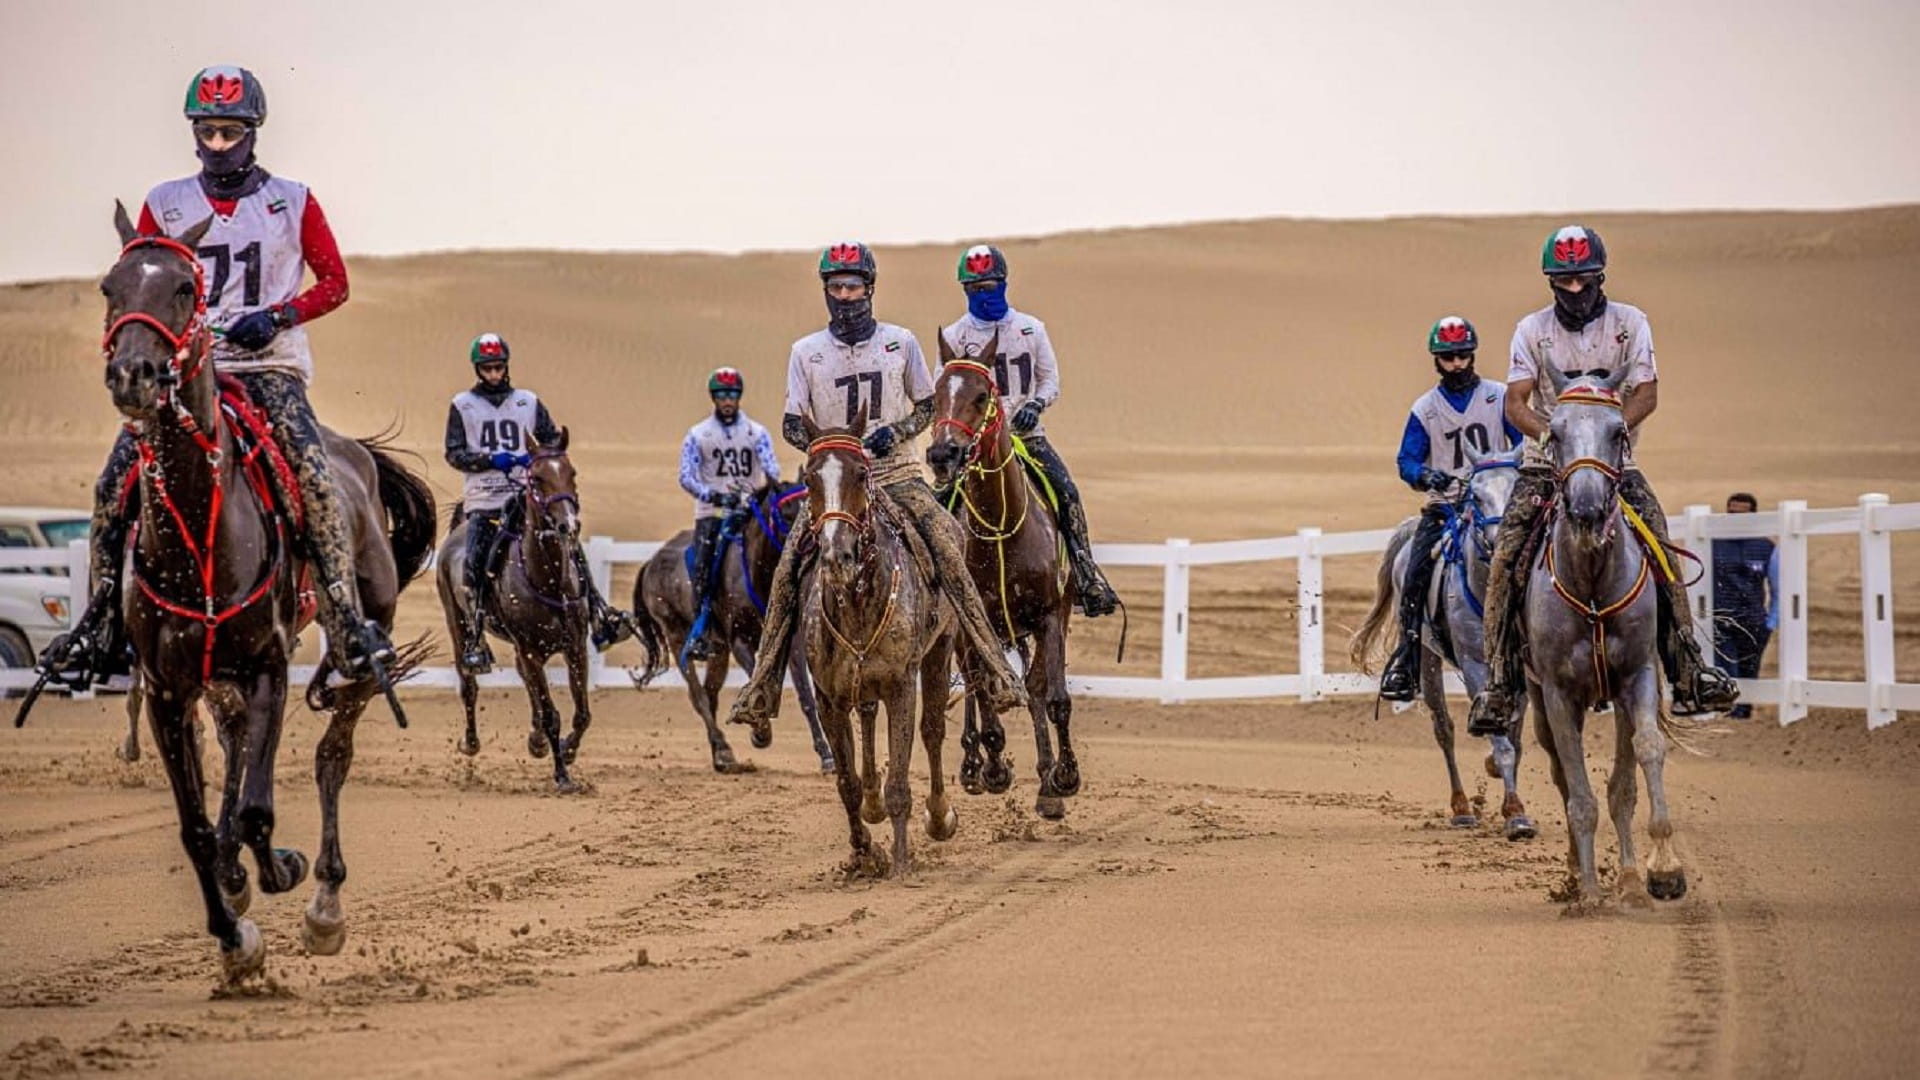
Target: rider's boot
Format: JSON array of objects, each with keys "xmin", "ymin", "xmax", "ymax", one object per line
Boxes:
[
  {"xmin": 569, "ymin": 546, "xmax": 636, "ymax": 651},
  {"xmin": 1466, "ymin": 469, "xmax": 1552, "ymax": 736},
  {"xmin": 888, "ymin": 480, "xmax": 1029, "ymax": 714},
  {"xmin": 1030, "ymin": 436, "xmax": 1118, "ymax": 618},
  {"xmin": 244, "ymin": 371, "xmax": 394, "ymax": 681},
  {"xmin": 1380, "ymin": 510, "xmax": 1444, "ymax": 703},
  {"xmin": 728, "ymin": 504, "xmax": 810, "ymax": 727},
  {"xmin": 459, "ymin": 583, "xmax": 494, "ymax": 673},
  {"xmin": 40, "ymin": 436, "xmax": 139, "ymax": 687},
  {"xmin": 684, "ymin": 519, "xmax": 721, "ymax": 661},
  {"xmin": 1620, "ymin": 470, "xmax": 1740, "ymax": 715}
]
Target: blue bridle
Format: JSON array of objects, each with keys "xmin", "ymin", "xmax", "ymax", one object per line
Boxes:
[{"xmin": 1440, "ymin": 459, "xmax": 1517, "ymax": 617}]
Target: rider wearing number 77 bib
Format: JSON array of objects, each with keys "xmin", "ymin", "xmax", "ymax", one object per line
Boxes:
[
  {"xmin": 727, "ymin": 242, "xmax": 1030, "ymax": 732},
  {"xmin": 443, "ymin": 333, "xmax": 632, "ymax": 672}
]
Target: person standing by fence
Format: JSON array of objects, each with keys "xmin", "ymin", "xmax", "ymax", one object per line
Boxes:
[{"xmin": 1712, "ymin": 492, "xmax": 1776, "ymax": 719}]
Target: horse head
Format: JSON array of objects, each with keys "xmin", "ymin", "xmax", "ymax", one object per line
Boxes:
[
  {"xmin": 799, "ymin": 414, "xmax": 873, "ymax": 583},
  {"xmin": 523, "ymin": 427, "xmax": 580, "ymax": 544},
  {"xmin": 1543, "ymin": 364, "xmax": 1632, "ymax": 540},
  {"xmin": 101, "ymin": 201, "xmax": 213, "ymax": 420},
  {"xmin": 1463, "ymin": 444, "xmax": 1521, "ymax": 555},
  {"xmin": 926, "ymin": 329, "xmax": 1002, "ymax": 486}
]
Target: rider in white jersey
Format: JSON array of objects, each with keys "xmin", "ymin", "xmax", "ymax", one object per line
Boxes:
[
  {"xmin": 938, "ymin": 244, "xmax": 1119, "ymax": 618},
  {"xmin": 443, "ymin": 333, "xmax": 634, "ymax": 671},
  {"xmin": 1377, "ymin": 316, "xmax": 1522, "ymax": 700},
  {"xmin": 43, "ymin": 65, "xmax": 393, "ymax": 687},
  {"xmin": 678, "ymin": 367, "xmax": 782, "ymax": 659},
  {"xmin": 1465, "ymin": 226, "xmax": 1739, "ymax": 734},
  {"xmin": 728, "ymin": 243, "xmax": 1029, "ymax": 730}
]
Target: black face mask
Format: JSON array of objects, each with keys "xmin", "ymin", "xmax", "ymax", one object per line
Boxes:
[
  {"xmin": 825, "ymin": 289, "xmax": 877, "ymax": 345},
  {"xmin": 1435, "ymin": 356, "xmax": 1479, "ymax": 393},
  {"xmin": 195, "ymin": 126, "xmax": 270, "ymax": 200},
  {"xmin": 1551, "ymin": 275, "xmax": 1608, "ymax": 331},
  {"xmin": 473, "ymin": 377, "xmax": 514, "ymax": 403}
]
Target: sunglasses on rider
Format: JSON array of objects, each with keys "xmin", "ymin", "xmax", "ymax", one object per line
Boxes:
[
  {"xmin": 711, "ymin": 390, "xmax": 741, "ymax": 401},
  {"xmin": 192, "ymin": 121, "xmax": 253, "ymax": 143},
  {"xmin": 961, "ymin": 279, "xmax": 1004, "ymax": 293},
  {"xmin": 1549, "ymin": 272, "xmax": 1602, "ymax": 290}
]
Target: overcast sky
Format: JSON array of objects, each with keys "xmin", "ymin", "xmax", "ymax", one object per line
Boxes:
[{"xmin": 2, "ymin": 0, "xmax": 1915, "ymax": 283}]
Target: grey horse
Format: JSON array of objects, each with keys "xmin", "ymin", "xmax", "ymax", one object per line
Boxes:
[
  {"xmin": 1354, "ymin": 445, "xmax": 1537, "ymax": 840},
  {"xmin": 1526, "ymin": 365, "xmax": 1688, "ymax": 910}
]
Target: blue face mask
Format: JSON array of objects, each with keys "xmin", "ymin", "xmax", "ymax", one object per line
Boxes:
[{"xmin": 967, "ymin": 282, "xmax": 1009, "ymax": 322}]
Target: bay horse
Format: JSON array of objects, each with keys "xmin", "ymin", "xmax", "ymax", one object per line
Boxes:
[
  {"xmin": 1526, "ymin": 365, "xmax": 1689, "ymax": 910},
  {"xmin": 1353, "ymin": 445, "xmax": 1536, "ymax": 840},
  {"xmin": 798, "ymin": 420, "xmax": 957, "ymax": 877},
  {"xmin": 926, "ymin": 333, "xmax": 1080, "ymax": 820},
  {"xmin": 98, "ymin": 204, "xmax": 435, "ymax": 980},
  {"xmin": 436, "ymin": 432, "xmax": 629, "ymax": 792},
  {"xmin": 630, "ymin": 483, "xmax": 834, "ymax": 773}
]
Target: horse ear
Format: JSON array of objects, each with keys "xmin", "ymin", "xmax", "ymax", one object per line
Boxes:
[
  {"xmin": 1602, "ymin": 364, "xmax": 1632, "ymax": 394},
  {"xmin": 177, "ymin": 215, "xmax": 214, "ymax": 250},
  {"xmin": 1541, "ymin": 364, "xmax": 1570, "ymax": 397},
  {"xmin": 800, "ymin": 414, "xmax": 820, "ymax": 446},
  {"xmin": 113, "ymin": 200, "xmax": 139, "ymax": 246},
  {"xmin": 937, "ymin": 328, "xmax": 956, "ymax": 364},
  {"xmin": 848, "ymin": 410, "xmax": 868, "ymax": 439},
  {"xmin": 556, "ymin": 426, "xmax": 570, "ymax": 452},
  {"xmin": 1462, "ymin": 439, "xmax": 1485, "ymax": 467}
]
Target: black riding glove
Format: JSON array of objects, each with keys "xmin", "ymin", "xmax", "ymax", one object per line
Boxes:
[
  {"xmin": 863, "ymin": 426, "xmax": 897, "ymax": 458},
  {"xmin": 1420, "ymin": 469, "xmax": 1454, "ymax": 493},
  {"xmin": 1011, "ymin": 400, "xmax": 1045, "ymax": 434},
  {"xmin": 704, "ymin": 491, "xmax": 742, "ymax": 509},
  {"xmin": 224, "ymin": 304, "xmax": 293, "ymax": 352}
]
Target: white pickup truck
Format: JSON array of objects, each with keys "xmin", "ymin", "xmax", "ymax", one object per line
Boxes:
[{"xmin": 0, "ymin": 507, "xmax": 91, "ymax": 672}]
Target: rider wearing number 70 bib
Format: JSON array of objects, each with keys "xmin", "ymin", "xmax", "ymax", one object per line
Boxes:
[{"xmin": 728, "ymin": 243, "xmax": 1030, "ymax": 731}]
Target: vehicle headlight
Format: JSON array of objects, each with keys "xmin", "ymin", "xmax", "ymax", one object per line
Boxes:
[{"xmin": 41, "ymin": 596, "xmax": 69, "ymax": 623}]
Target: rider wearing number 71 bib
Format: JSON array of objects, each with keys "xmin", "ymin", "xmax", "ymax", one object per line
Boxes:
[{"xmin": 728, "ymin": 242, "xmax": 1030, "ymax": 731}]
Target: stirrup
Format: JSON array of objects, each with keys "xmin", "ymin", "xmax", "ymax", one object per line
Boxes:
[
  {"xmin": 591, "ymin": 607, "xmax": 636, "ymax": 651},
  {"xmin": 1671, "ymin": 666, "xmax": 1738, "ymax": 716},
  {"xmin": 1467, "ymin": 687, "xmax": 1515, "ymax": 737},
  {"xmin": 684, "ymin": 630, "xmax": 714, "ymax": 661},
  {"xmin": 1378, "ymin": 644, "xmax": 1420, "ymax": 702},
  {"xmin": 334, "ymin": 619, "xmax": 396, "ymax": 680},
  {"xmin": 728, "ymin": 679, "xmax": 779, "ymax": 726}
]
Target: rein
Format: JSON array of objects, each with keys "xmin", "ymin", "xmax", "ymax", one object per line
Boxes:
[
  {"xmin": 102, "ymin": 237, "xmax": 212, "ymax": 390},
  {"xmin": 1542, "ymin": 383, "xmax": 1648, "ymax": 700},
  {"xmin": 804, "ymin": 437, "xmax": 900, "ymax": 674},
  {"xmin": 511, "ymin": 451, "xmax": 587, "ymax": 612},
  {"xmin": 935, "ymin": 361, "xmax": 1042, "ymax": 643}
]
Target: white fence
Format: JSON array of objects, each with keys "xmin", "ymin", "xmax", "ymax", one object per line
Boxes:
[{"xmin": 5, "ymin": 495, "xmax": 1914, "ymax": 727}]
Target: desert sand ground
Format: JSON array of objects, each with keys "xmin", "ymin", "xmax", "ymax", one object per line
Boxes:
[{"xmin": 2, "ymin": 208, "xmax": 1918, "ymax": 1078}]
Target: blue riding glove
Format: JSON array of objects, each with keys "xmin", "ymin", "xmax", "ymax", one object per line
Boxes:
[
  {"xmin": 863, "ymin": 426, "xmax": 897, "ymax": 458},
  {"xmin": 489, "ymin": 451, "xmax": 520, "ymax": 472},
  {"xmin": 224, "ymin": 307, "xmax": 287, "ymax": 352},
  {"xmin": 704, "ymin": 490, "xmax": 742, "ymax": 508},
  {"xmin": 1011, "ymin": 400, "xmax": 1045, "ymax": 434}
]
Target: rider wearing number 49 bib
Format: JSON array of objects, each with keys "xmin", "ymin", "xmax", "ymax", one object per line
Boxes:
[
  {"xmin": 443, "ymin": 333, "xmax": 632, "ymax": 672},
  {"xmin": 728, "ymin": 243, "xmax": 1029, "ymax": 731},
  {"xmin": 1377, "ymin": 316, "xmax": 1522, "ymax": 701},
  {"xmin": 940, "ymin": 244, "xmax": 1119, "ymax": 618},
  {"xmin": 678, "ymin": 366, "xmax": 782, "ymax": 661}
]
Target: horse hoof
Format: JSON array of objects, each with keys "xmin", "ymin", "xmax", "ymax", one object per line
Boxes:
[
  {"xmin": 1647, "ymin": 869, "xmax": 1688, "ymax": 901},
  {"xmin": 458, "ymin": 732, "xmax": 481, "ymax": 757},
  {"xmin": 528, "ymin": 730, "xmax": 550, "ymax": 759},
  {"xmin": 1483, "ymin": 753, "xmax": 1501, "ymax": 779},
  {"xmin": 302, "ymin": 907, "xmax": 347, "ymax": 957},
  {"xmin": 984, "ymin": 761, "xmax": 1014, "ymax": 795},
  {"xmin": 959, "ymin": 760, "xmax": 985, "ymax": 795},
  {"xmin": 925, "ymin": 804, "xmax": 959, "ymax": 842},
  {"xmin": 554, "ymin": 777, "xmax": 583, "ymax": 796},
  {"xmin": 116, "ymin": 735, "xmax": 141, "ymax": 763},
  {"xmin": 221, "ymin": 877, "xmax": 253, "ymax": 917},
  {"xmin": 860, "ymin": 794, "xmax": 887, "ymax": 826},
  {"xmin": 843, "ymin": 845, "xmax": 889, "ymax": 879},
  {"xmin": 562, "ymin": 738, "xmax": 580, "ymax": 766},
  {"xmin": 1450, "ymin": 814, "xmax": 1480, "ymax": 829},
  {"xmin": 221, "ymin": 918, "xmax": 266, "ymax": 982},
  {"xmin": 817, "ymin": 754, "xmax": 837, "ymax": 775},
  {"xmin": 749, "ymin": 721, "xmax": 773, "ymax": 750},
  {"xmin": 1504, "ymin": 816, "xmax": 1538, "ymax": 842},
  {"xmin": 1048, "ymin": 761, "xmax": 1082, "ymax": 799},
  {"xmin": 268, "ymin": 848, "xmax": 309, "ymax": 894},
  {"xmin": 1035, "ymin": 795, "xmax": 1067, "ymax": 821}
]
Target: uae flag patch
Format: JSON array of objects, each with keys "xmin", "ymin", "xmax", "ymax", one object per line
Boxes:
[
  {"xmin": 885, "ymin": 341, "xmax": 901, "ymax": 352},
  {"xmin": 267, "ymin": 197, "xmax": 289, "ymax": 215}
]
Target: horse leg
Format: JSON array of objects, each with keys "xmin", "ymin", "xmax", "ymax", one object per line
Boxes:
[
  {"xmin": 882, "ymin": 684, "xmax": 918, "ymax": 876},
  {"xmin": 1539, "ymin": 682, "xmax": 1603, "ymax": 911},
  {"xmin": 210, "ymin": 714, "xmax": 252, "ymax": 916},
  {"xmin": 1032, "ymin": 623, "xmax": 1073, "ymax": 819},
  {"xmin": 1607, "ymin": 701, "xmax": 1649, "ymax": 908},
  {"xmin": 858, "ymin": 701, "xmax": 886, "ymax": 825},
  {"xmin": 231, "ymin": 669, "xmax": 309, "ymax": 896},
  {"xmin": 821, "ymin": 694, "xmax": 880, "ymax": 875},
  {"xmin": 456, "ymin": 662, "xmax": 482, "ymax": 756},
  {"xmin": 117, "ymin": 678, "xmax": 144, "ymax": 762},
  {"xmin": 1423, "ymin": 651, "xmax": 1473, "ymax": 827},
  {"xmin": 783, "ymin": 639, "xmax": 834, "ymax": 773},
  {"xmin": 1531, "ymin": 682, "xmax": 1581, "ymax": 899},
  {"xmin": 959, "ymin": 673, "xmax": 985, "ymax": 795},
  {"xmin": 150, "ymin": 691, "xmax": 261, "ymax": 980},
  {"xmin": 972, "ymin": 648, "xmax": 1014, "ymax": 794},
  {"xmin": 693, "ymin": 644, "xmax": 742, "ymax": 773},
  {"xmin": 515, "ymin": 650, "xmax": 575, "ymax": 792},
  {"xmin": 919, "ymin": 634, "xmax": 958, "ymax": 842},
  {"xmin": 1623, "ymin": 667, "xmax": 1686, "ymax": 901},
  {"xmin": 305, "ymin": 685, "xmax": 367, "ymax": 955},
  {"xmin": 561, "ymin": 637, "xmax": 591, "ymax": 766}
]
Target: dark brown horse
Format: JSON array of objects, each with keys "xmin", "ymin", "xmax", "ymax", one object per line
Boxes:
[
  {"xmin": 798, "ymin": 421, "xmax": 958, "ymax": 876},
  {"xmin": 437, "ymin": 433, "xmax": 630, "ymax": 792},
  {"xmin": 630, "ymin": 483, "xmax": 833, "ymax": 773},
  {"xmin": 927, "ymin": 336, "xmax": 1081, "ymax": 820},
  {"xmin": 97, "ymin": 204, "xmax": 435, "ymax": 981}
]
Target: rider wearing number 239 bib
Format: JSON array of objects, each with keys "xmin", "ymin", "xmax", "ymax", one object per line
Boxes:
[
  {"xmin": 939, "ymin": 244, "xmax": 1119, "ymax": 618},
  {"xmin": 443, "ymin": 333, "xmax": 633, "ymax": 672},
  {"xmin": 44, "ymin": 65, "xmax": 394, "ymax": 687},
  {"xmin": 728, "ymin": 243, "xmax": 1029, "ymax": 731},
  {"xmin": 1377, "ymin": 316, "xmax": 1522, "ymax": 701},
  {"xmin": 677, "ymin": 366, "xmax": 782, "ymax": 661}
]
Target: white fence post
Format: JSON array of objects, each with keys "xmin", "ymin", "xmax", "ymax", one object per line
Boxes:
[
  {"xmin": 586, "ymin": 535, "xmax": 614, "ymax": 689},
  {"xmin": 1776, "ymin": 500, "xmax": 1810, "ymax": 724},
  {"xmin": 1681, "ymin": 504, "xmax": 1714, "ymax": 666},
  {"xmin": 1859, "ymin": 494, "xmax": 1896, "ymax": 729},
  {"xmin": 1297, "ymin": 527, "xmax": 1323, "ymax": 703},
  {"xmin": 1160, "ymin": 539, "xmax": 1190, "ymax": 705},
  {"xmin": 65, "ymin": 539, "xmax": 93, "ymax": 702}
]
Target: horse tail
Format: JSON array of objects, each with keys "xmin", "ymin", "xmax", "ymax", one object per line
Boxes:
[
  {"xmin": 1654, "ymin": 701, "xmax": 1721, "ymax": 757},
  {"xmin": 360, "ymin": 435, "xmax": 437, "ymax": 584},
  {"xmin": 1350, "ymin": 518, "xmax": 1415, "ymax": 673},
  {"xmin": 625, "ymin": 575, "xmax": 669, "ymax": 689}
]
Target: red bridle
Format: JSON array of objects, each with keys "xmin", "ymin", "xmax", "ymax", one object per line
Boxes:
[
  {"xmin": 101, "ymin": 236, "xmax": 211, "ymax": 386},
  {"xmin": 931, "ymin": 360, "xmax": 1004, "ymax": 463}
]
